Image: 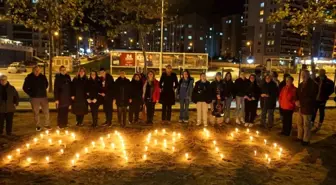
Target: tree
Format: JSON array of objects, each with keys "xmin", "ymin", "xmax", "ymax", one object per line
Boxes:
[
  {"xmin": 268, "ymin": 0, "xmax": 335, "ymax": 77},
  {"xmin": 7, "ymin": 0, "xmax": 84, "ymax": 92}
]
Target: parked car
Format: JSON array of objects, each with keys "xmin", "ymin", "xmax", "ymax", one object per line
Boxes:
[{"xmin": 7, "ymin": 63, "xmax": 27, "ymax": 73}]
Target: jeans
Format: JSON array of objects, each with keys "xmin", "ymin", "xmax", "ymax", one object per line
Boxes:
[
  {"xmin": 57, "ymin": 106, "xmax": 69, "ymax": 128},
  {"xmin": 311, "ymin": 100, "xmax": 326, "ymax": 126},
  {"xmin": 281, "ymin": 109, "xmax": 293, "ymax": 136},
  {"xmin": 129, "ymin": 102, "xmax": 141, "ymax": 123},
  {"xmin": 179, "ymin": 99, "xmax": 190, "ymax": 121},
  {"xmin": 0, "ymin": 112, "xmax": 14, "ymax": 135},
  {"xmin": 162, "ymin": 104, "xmax": 172, "ymax": 121},
  {"xmin": 261, "ymin": 108, "xmax": 275, "ymax": 128},
  {"xmin": 196, "ymin": 102, "xmax": 208, "ymax": 124},
  {"xmin": 297, "ymin": 113, "xmax": 312, "ymax": 142},
  {"xmin": 89, "ymin": 103, "xmax": 99, "ymax": 126},
  {"xmin": 235, "ymin": 96, "xmax": 245, "ymax": 119},
  {"xmin": 146, "ymin": 101, "xmax": 156, "ymax": 123},
  {"xmin": 117, "ymin": 106, "xmax": 127, "ymax": 126},
  {"xmin": 103, "ymin": 99, "xmax": 113, "ymax": 124},
  {"xmin": 245, "ymin": 100, "xmax": 258, "ymax": 123},
  {"xmin": 31, "ymin": 98, "xmax": 50, "ymax": 127},
  {"xmin": 224, "ymin": 97, "xmax": 232, "ymax": 120}
]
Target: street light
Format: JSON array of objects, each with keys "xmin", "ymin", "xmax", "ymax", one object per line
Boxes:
[
  {"xmin": 77, "ymin": 36, "xmax": 83, "ymax": 59},
  {"xmin": 89, "ymin": 38, "xmax": 94, "ymax": 52},
  {"xmin": 159, "ymin": 0, "xmax": 164, "ymax": 76},
  {"xmin": 246, "ymin": 41, "xmax": 252, "ymax": 56}
]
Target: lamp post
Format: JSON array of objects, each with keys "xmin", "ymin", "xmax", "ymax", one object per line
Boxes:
[
  {"xmin": 77, "ymin": 36, "xmax": 82, "ymax": 59},
  {"xmin": 246, "ymin": 41, "xmax": 252, "ymax": 56},
  {"xmin": 89, "ymin": 38, "xmax": 93, "ymax": 52},
  {"xmin": 53, "ymin": 31, "xmax": 59, "ymax": 56},
  {"xmin": 159, "ymin": 0, "xmax": 164, "ymax": 76}
]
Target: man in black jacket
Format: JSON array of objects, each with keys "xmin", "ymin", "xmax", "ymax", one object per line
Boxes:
[
  {"xmin": 54, "ymin": 66, "xmax": 72, "ymax": 129},
  {"xmin": 260, "ymin": 74, "xmax": 279, "ymax": 129},
  {"xmin": 99, "ymin": 68, "xmax": 114, "ymax": 127},
  {"xmin": 23, "ymin": 66, "xmax": 50, "ymax": 131},
  {"xmin": 0, "ymin": 75, "xmax": 19, "ymax": 136},
  {"xmin": 311, "ymin": 69, "xmax": 334, "ymax": 132},
  {"xmin": 114, "ymin": 70, "xmax": 131, "ymax": 127}
]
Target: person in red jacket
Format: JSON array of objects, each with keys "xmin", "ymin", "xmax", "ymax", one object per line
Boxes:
[
  {"xmin": 279, "ymin": 76, "xmax": 297, "ymax": 136},
  {"xmin": 142, "ymin": 70, "xmax": 160, "ymax": 125}
]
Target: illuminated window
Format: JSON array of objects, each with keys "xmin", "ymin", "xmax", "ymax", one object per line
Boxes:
[
  {"xmin": 260, "ymin": 2, "xmax": 264, "ymax": 7},
  {"xmin": 260, "ymin": 10, "xmax": 264, "ymax": 15},
  {"xmin": 209, "ymin": 27, "xmax": 213, "ymax": 31},
  {"xmin": 259, "ymin": 18, "xmax": 264, "ymax": 23},
  {"xmin": 188, "ymin": 36, "xmax": 192, "ymax": 40},
  {"xmin": 188, "ymin": 24, "xmax": 193, "ymax": 28},
  {"xmin": 32, "ymin": 0, "xmax": 38, "ymax": 3},
  {"xmin": 200, "ymin": 37, "xmax": 204, "ymax": 40},
  {"xmin": 267, "ymin": 40, "xmax": 271, "ymax": 45},
  {"xmin": 259, "ymin": 34, "xmax": 263, "ymax": 38},
  {"xmin": 164, "ymin": 37, "xmax": 167, "ymax": 40}
]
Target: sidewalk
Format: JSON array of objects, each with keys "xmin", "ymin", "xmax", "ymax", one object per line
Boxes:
[{"xmin": 16, "ymin": 100, "xmax": 336, "ymax": 111}]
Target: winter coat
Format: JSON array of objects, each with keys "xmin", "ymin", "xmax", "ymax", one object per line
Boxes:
[
  {"xmin": 71, "ymin": 76, "xmax": 88, "ymax": 115},
  {"xmin": 315, "ymin": 76, "xmax": 334, "ymax": 101},
  {"xmin": 260, "ymin": 81, "xmax": 279, "ymax": 109},
  {"xmin": 23, "ymin": 73, "xmax": 48, "ymax": 98},
  {"xmin": 54, "ymin": 73, "xmax": 72, "ymax": 107},
  {"xmin": 100, "ymin": 73, "xmax": 114, "ymax": 100},
  {"xmin": 159, "ymin": 72, "xmax": 178, "ymax": 105},
  {"xmin": 0, "ymin": 83, "xmax": 19, "ymax": 113},
  {"xmin": 86, "ymin": 77, "xmax": 102, "ymax": 101},
  {"xmin": 114, "ymin": 77, "xmax": 131, "ymax": 106},
  {"xmin": 210, "ymin": 80, "xmax": 224, "ymax": 101},
  {"xmin": 245, "ymin": 80, "xmax": 260, "ymax": 101},
  {"xmin": 296, "ymin": 78, "xmax": 318, "ymax": 115},
  {"xmin": 143, "ymin": 79, "xmax": 160, "ymax": 103},
  {"xmin": 130, "ymin": 79, "xmax": 143, "ymax": 105},
  {"xmin": 234, "ymin": 77, "xmax": 248, "ymax": 97},
  {"xmin": 177, "ymin": 77, "xmax": 194, "ymax": 100},
  {"xmin": 192, "ymin": 80, "xmax": 211, "ymax": 103},
  {"xmin": 279, "ymin": 84, "xmax": 297, "ymax": 111},
  {"xmin": 223, "ymin": 80, "xmax": 235, "ymax": 98}
]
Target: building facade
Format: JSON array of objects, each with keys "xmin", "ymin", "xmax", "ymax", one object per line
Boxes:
[{"xmin": 221, "ymin": 14, "xmax": 243, "ymax": 59}]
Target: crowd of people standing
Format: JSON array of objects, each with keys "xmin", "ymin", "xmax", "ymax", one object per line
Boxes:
[{"xmin": 0, "ymin": 65, "xmax": 335, "ymax": 146}]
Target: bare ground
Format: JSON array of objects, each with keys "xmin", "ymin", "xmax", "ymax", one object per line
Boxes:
[{"xmin": 0, "ymin": 110, "xmax": 335, "ymax": 185}]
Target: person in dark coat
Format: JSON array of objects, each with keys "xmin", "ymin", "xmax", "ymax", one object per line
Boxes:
[
  {"xmin": 129, "ymin": 74, "xmax": 143, "ymax": 124},
  {"xmin": 234, "ymin": 72, "xmax": 248, "ymax": 125},
  {"xmin": 54, "ymin": 66, "xmax": 72, "ymax": 129},
  {"xmin": 159, "ymin": 65, "xmax": 178, "ymax": 123},
  {"xmin": 260, "ymin": 74, "xmax": 279, "ymax": 129},
  {"xmin": 99, "ymin": 68, "xmax": 114, "ymax": 127},
  {"xmin": 223, "ymin": 72, "xmax": 235, "ymax": 124},
  {"xmin": 0, "ymin": 75, "xmax": 19, "ymax": 136},
  {"xmin": 210, "ymin": 72, "xmax": 224, "ymax": 124},
  {"xmin": 86, "ymin": 70, "xmax": 102, "ymax": 127},
  {"xmin": 71, "ymin": 67, "xmax": 88, "ymax": 126},
  {"xmin": 192, "ymin": 73, "xmax": 211, "ymax": 127},
  {"xmin": 143, "ymin": 71, "xmax": 161, "ymax": 124},
  {"xmin": 244, "ymin": 74, "xmax": 260, "ymax": 127},
  {"xmin": 296, "ymin": 70, "xmax": 318, "ymax": 146},
  {"xmin": 311, "ymin": 69, "xmax": 334, "ymax": 132},
  {"xmin": 114, "ymin": 70, "xmax": 131, "ymax": 127},
  {"xmin": 23, "ymin": 66, "xmax": 50, "ymax": 131}
]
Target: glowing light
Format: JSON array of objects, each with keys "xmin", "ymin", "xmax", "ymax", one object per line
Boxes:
[
  {"xmin": 249, "ymin": 136, "xmax": 254, "ymax": 141},
  {"xmin": 71, "ymin": 133, "xmax": 76, "ymax": 140},
  {"xmin": 33, "ymin": 138, "xmax": 38, "ymax": 144},
  {"xmin": 173, "ymin": 132, "xmax": 176, "ymax": 136},
  {"xmin": 172, "ymin": 146, "xmax": 175, "ymax": 152},
  {"xmin": 264, "ymin": 139, "xmax": 267, "ymax": 145},
  {"xmin": 220, "ymin": 153, "xmax": 224, "ymax": 159},
  {"xmin": 265, "ymin": 154, "xmax": 269, "ymax": 159},
  {"xmin": 75, "ymin": 153, "xmax": 80, "ymax": 159},
  {"xmin": 60, "ymin": 149, "xmax": 64, "ymax": 154},
  {"xmin": 111, "ymin": 143, "xmax": 115, "ymax": 149},
  {"xmin": 26, "ymin": 157, "xmax": 32, "ymax": 163},
  {"xmin": 268, "ymin": 158, "xmax": 271, "ymax": 164},
  {"xmin": 7, "ymin": 155, "xmax": 12, "ymax": 160},
  {"xmin": 16, "ymin": 148, "xmax": 21, "ymax": 154},
  {"xmin": 65, "ymin": 130, "xmax": 69, "ymax": 135},
  {"xmin": 154, "ymin": 139, "xmax": 158, "ymax": 146},
  {"xmin": 256, "ymin": 131, "xmax": 259, "ymax": 135},
  {"xmin": 58, "ymin": 140, "xmax": 62, "ymax": 145},
  {"xmin": 100, "ymin": 137, "xmax": 104, "ymax": 142},
  {"xmin": 230, "ymin": 133, "xmax": 234, "ymax": 138},
  {"xmin": 254, "ymin": 150, "xmax": 257, "ymax": 156},
  {"xmin": 48, "ymin": 138, "xmax": 53, "ymax": 145},
  {"xmin": 235, "ymin": 128, "xmax": 239, "ymax": 133},
  {"xmin": 273, "ymin": 143, "xmax": 277, "ymax": 149},
  {"xmin": 40, "ymin": 133, "xmax": 44, "ymax": 138},
  {"xmin": 178, "ymin": 133, "xmax": 181, "ymax": 139},
  {"xmin": 102, "ymin": 142, "xmax": 106, "ymax": 149},
  {"xmin": 85, "ymin": 147, "xmax": 89, "ymax": 154},
  {"xmin": 26, "ymin": 143, "xmax": 30, "ymax": 149},
  {"xmin": 107, "ymin": 134, "xmax": 111, "ymax": 138},
  {"xmin": 45, "ymin": 130, "xmax": 49, "ymax": 135},
  {"xmin": 71, "ymin": 159, "xmax": 75, "ymax": 166},
  {"xmin": 172, "ymin": 138, "xmax": 176, "ymax": 143},
  {"xmin": 213, "ymin": 140, "xmax": 217, "ymax": 145},
  {"xmin": 278, "ymin": 152, "xmax": 282, "ymax": 158},
  {"xmin": 215, "ymin": 147, "xmax": 219, "ymax": 152},
  {"xmin": 56, "ymin": 130, "xmax": 60, "ymax": 135},
  {"xmin": 45, "ymin": 156, "xmax": 50, "ymax": 163},
  {"xmin": 162, "ymin": 129, "xmax": 166, "ymax": 135},
  {"xmin": 185, "ymin": 153, "xmax": 189, "ymax": 160},
  {"xmin": 246, "ymin": 129, "xmax": 250, "ymax": 133},
  {"xmin": 155, "ymin": 130, "xmax": 158, "ymax": 135},
  {"xmin": 279, "ymin": 148, "xmax": 283, "ymax": 153},
  {"xmin": 92, "ymin": 141, "xmax": 96, "ymax": 148},
  {"xmin": 143, "ymin": 154, "xmax": 147, "ymax": 160}
]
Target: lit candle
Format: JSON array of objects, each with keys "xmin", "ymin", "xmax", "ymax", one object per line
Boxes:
[
  {"xmin": 45, "ymin": 130, "xmax": 49, "ymax": 135},
  {"xmin": 173, "ymin": 132, "xmax": 176, "ymax": 136},
  {"xmin": 45, "ymin": 156, "xmax": 50, "ymax": 163},
  {"xmin": 249, "ymin": 136, "xmax": 254, "ymax": 142},
  {"xmin": 254, "ymin": 150, "xmax": 257, "ymax": 156},
  {"xmin": 123, "ymin": 150, "xmax": 127, "ymax": 156},
  {"xmin": 215, "ymin": 147, "xmax": 219, "ymax": 152},
  {"xmin": 143, "ymin": 154, "xmax": 147, "ymax": 160},
  {"xmin": 125, "ymin": 156, "xmax": 128, "ymax": 162},
  {"xmin": 246, "ymin": 128, "xmax": 250, "ymax": 133},
  {"xmin": 230, "ymin": 133, "xmax": 234, "ymax": 138},
  {"xmin": 26, "ymin": 157, "xmax": 32, "ymax": 163},
  {"xmin": 185, "ymin": 153, "xmax": 189, "ymax": 160},
  {"xmin": 220, "ymin": 153, "xmax": 224, "ymax": 159},
  {"xmin": 256, "ymin": 131, "xmax": 259, "ymax": 135},
  {"xmin": 26, "ymin": 143, "xmax": 30, "ymax": 149},
  {"xmin": 213, "ymin": 140, "xmax": 217, "ymax": 145},
  {"xmin": 40, "ymin": 133, "xmax": 44, "ymax": 138},
  {"xmin": 100, "ymin": 137, "xmax": 104, "ymax": 142},
  {"xmin": 60, "ymin": 149, "xmax": 64, "ymax": 154},
  {"xmin": 172, "ymin": 146, "xmax": 175, "ymax": 152},
  {"xmin": 147, "ymin": 137, "xmax": 151, "ymax": 144},
  {"xmin": 145, "ymin": 146, "xmax": 148, "ymax": 151},
  {"xmin": 265, "ymin": 154, "xmax": 269, "ymax": 159},
  {"xmin": 71, "ymin": 159, "xmax": 75, "ymax": 166},
  {"xmin": 58, "ymin": 140, "xmax": 62, "ymax": 145},
  {"xmin": 102, "ymin": 142, "xmax": 106, "ymax": 149},
  {"xmin": 111, "ymin": 143, "xmax": 115, "ymax": 149},
  {"xmin": 172, "ymin": 138, "xmax": 176, "ymax": 143},
  {"xmin": 178, "ymin": 133, "xmax": 181, "ymax": 139},
  {"xmin": 56, "ymin": 130, "xmax": 60, "ymax": 135},
  {"xmin": 91, "ymin": 141, "xmax": 96, "ymax": 148},
  {"xmin": 107, "ymin": 134, "xmax": 111, "ymax": 139},
  {"xmin": 155, "ymin": 129, "xmax": 158, "ymax": 135},
  {"xmin": 71, "ymin": 133, "xmax": 76, "ymax": 140},
  {"xmin": 75, "ymin": 153, "xmax": 80, "ymax": 159},
  {"xmin": 7, "ymin": 155, "xmax": 12, "ymax": 160},
  {"xmin": 264, "ymin": 139, "xmax": 267, "ymax": 145},
  {"xmin": 273, "ymin": 143, "xmax": 277, "ymax": 149},
  {"xmin": 268, "ymin": 158, "xmax": 271, "ymax": 164},
  {"xmin": 154, "ymin": 139, "xmax": 158, "ymax": 146},
  {"xmin": 33, "ymin": 138, "xmax": 38, "ymax": 144},
  {"xmin": 121, "ymin": 143, "xmax": 125, "ymax": 150},
  {"xmin": 16, "ymin": 148, "xmax": 20, "ymax": 154},
  {"xmin": 235, "ymin": 128, "xmax": 239, "ymax": 133},
  {"xmin": 65, "ymin": 130, "xmax": 69, "ymax": 135},
  {"xmin": 48, "ymin": 138, "xmax": 53, "ymax": 145},
  {"xmin": 279, "ymin": 148, "xmax": 283, "ymax": 153},
  {"xmin": 162, "ymin": 129, "xmax": 166, "ymax": 135},
  {"xmin": 278, "ymin": 152, "xmax": 282, "ymax": 158},
  {"xmin": 85, "ymin": 147, "xmax": 89, "ymax": 154}
]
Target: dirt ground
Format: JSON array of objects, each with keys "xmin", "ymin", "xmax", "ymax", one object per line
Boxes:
[{"xmin": 0, "ymin": 110, "xmax": 335, "ymax": 185}]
